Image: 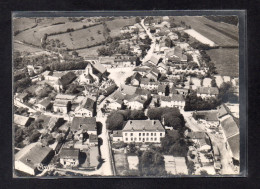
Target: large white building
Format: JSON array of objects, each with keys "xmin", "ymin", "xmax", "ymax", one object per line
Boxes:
[
  {"xmin": 160, "ymin": 94, "xmax": 186, "ymax": 110},
  {"xmin": 122, "ymin": 120, "xmax": 165, "ymax": 143}
]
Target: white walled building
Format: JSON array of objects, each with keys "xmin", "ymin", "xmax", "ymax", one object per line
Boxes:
[{"xmin": 122, "ymin": 120, "xmax": 165, "ymax": 143}]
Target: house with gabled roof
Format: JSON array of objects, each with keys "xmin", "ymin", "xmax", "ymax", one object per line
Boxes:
[
  {"xmin": 36, "ymin": 98, "xmax": 52, "ymax": 111},
  {"xmin": 75, "ymin": 97, "xmax": 96, "ymax": 117},
  {"xmin": 148, "ymin": 55, "xmax": 160, "ymax": 65},
  {"xmin": 122, "ymin": 120, "xmax": 165, "ymax": 143},
  {"xmin": 140, "ymin": 78, "xmax": 159, "ymax": 91},
  {"xmin": 14, "ymin": 114, "xmax": 34, "ymax": 127},
  {"xmin": 113, "ymin": 130, "xmax": 123, "ymax": 142},
  {"xmin": 126, "ymin": 95, "xmax": 146, "ymax": 110},
  {"xmin": 59, "ymin": 148, "xmax": 79, "ymax": 167},
  {"xmin": 99, "ymin": 56, "xmax": 115, "ymax": 68},
  {"xmin": 57, "ymin": 72, "xmax": 77, "ymax": 92},
  {"xmin": 15, "ymin": 142, "xmax": 54, "ymax": 175},
  {"xmin": 197, "ymin": 87, "xmax": 219, "ymax": 99},
  {"xmin": 15, "ymin": 92, "xmax": 29, "ymax": 103},
  {"xmin": 160, "ymin": 94, "xmax": 185, "ymax": 109},
  {"xmin": 71, "ymin": 117, "xmax": 97, "ymax": 136}
]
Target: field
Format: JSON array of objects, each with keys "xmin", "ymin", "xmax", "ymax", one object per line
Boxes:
[
  {"xmin": 13, "ymin": 17, "xmax": 37, "ymax": 32},
  {"xmin": 106, "ymin": 17, "xmax": 136, "ymax": 37},
  {"xmin": 13, "ymin": 42, "xmax": 44, "ymax": 53},
  {"xmin": 206, "ymin": 48, "xmax": 239, "ymax": 77},
  {"xmin": 48, "ymin": 24, "xmax": 106, "ymax": 49},
  {"xmin": 184, "ymin": 29, "xmax": 216, "ymax": 47},
  {"xmin": 114, "ymin": 151, "xmax": 128, "ymax": 176},
  {"xmin": 173, "ymin": 16, "xmax": 238, "ymax": 47},
  {"xmin": 76, "ymin": 45, "xmax": 102, "ymax": 57}
]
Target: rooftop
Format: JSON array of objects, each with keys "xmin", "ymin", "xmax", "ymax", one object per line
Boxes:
[
  {"xmin": 221, "ymin": 116, "xmax": 239, "ymax": 139},
  {"xmin": 227, "ymin": 134, "xmax": 240, "ymax": 160},
  {"xmin": 14, "ymin": 114, "xmax": 30, "ymax": 126},
  {"xmin": 113, "ymin": 130, "xmax": 123, "ymax": 137},
  {"xmin": 123, "ymin": 120, "xmax": 165, "ymax": 132},
  {"xmin": 59, "ymin": 72, "xmax": 77, "ymax": 87},
  {"xmin": 71, "ymin": 117, "xmax": 96, "ymax": 132},
  {"xmin": 59, "ymin": 148, "xmax": 79, "ymax": 159},
  {"xmin": 197, "ymin": 87, "xmax": 219, "ymax": 95}
]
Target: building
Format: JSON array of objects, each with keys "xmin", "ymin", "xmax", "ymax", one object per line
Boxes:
[
  {"xmin": 129, "ymin": 72, "xmax": 142, "ymax": 86},
  {"xmin": 122, "ymin": 120, "xmax": 165, "ymax": 143},
  {"xmin": 15, "ymin": 93, "xmax": 29, "ymax": 103},
  {"xmin": 135, "ymin": 88, "xmax": 151, "ymax": 100},
  {"xmin": 88, "ymin": 146, "xmax": 100, "ymax": 170},
  {"xmin": 220, "ymin": 115, "xmax": 239, "ymax": 162},
  {"xmin": 36, "ymin": 98, "xmax": 52, "ymax": 111},
  {"xmin": 148, "ymin": 55, "xmax": 160, "ymax": 65},
  {"xmin": 71, "ymin": 117, "xmax": 97, "ymax": 135},
  {"xmin": 113, "ymin": 130, "xmax": 123, "ymax": 142},
  {"xmin": 114, "ymin": 54, "xmax": 137, "ymax": 67},
  {"xmin": 47, "ymin": 117, "xmax": 64, "ymax": 132},
  {"xmin": 108, "ymin": 99, "xmax": 123, "ymax": 110},
  {"xmin": 217, "ymin": 104, "xmax": 229, "ymax": 118},
  {"xmin": 165, "ymin": 47, "xmax": 187, "ymax": 63},
  {"xmin": 126, "ymin": 95, "xmax": 146, "ymax": 110},
  {"xmin": 157, "ymin": 63, "xmax": 168, "ymax": 74},
  {"xmin": 140, "ymin": 78, "xmax": 159, "ymax": 90},
  {"xmin": 75, "ymin": 98, "xmax": 96, "ymax": 117},
  {"xmin": 119, "ymin": 85, "xmax": 137, "ymax": 96},
  {"xmin": 197, "ymin": 87, "xmax": 219, "ymax": 99},
  {"xmin": 14, "ymin": 114, "xmax": 33, "ymax": 127},
  {"xmin": 59, "ymin": 148, "xmax": 80, "ymax": 167},
  {"xmin": 160, "ymin": 94, "xmax": 185, "ymax": 109},
  {"xmin": 53, "ymin": 94, "xmax": 75, "ymax": 114},
  {"xmin": 193, "ymin": 111, "xmax": 219, "ymax": 127},
  {"xmin": 103, "ymin": 84, "xmax": 118, "ymax": 97},
  {"xmin": 133, "ymin": 67, "xmax": 151, "ymax": 76},
  {"xmin": 57, "ymin": 72, "xmax": 77, "ymax": 92},
  {"xmin": 14, "ymin": 143, "xmax": 54, "ymax": 175},
  {"xmin": 88, "ymin": 134, "xmax": 98, "ymax": 146},
  {"xmin": 99, "ymin": 56, "xmax": 115, "ymax": 68},
  {"xmin": 157, "ymin": 84, "xmax": 168, "ymax": 96},
  {"xmin": 44, "ymin": 71, "xmax": 64, "ymax": 82}
]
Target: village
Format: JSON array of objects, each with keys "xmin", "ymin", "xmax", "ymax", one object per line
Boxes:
[{"xmin": 13, "ymin": 16, "xmax": 240, "ymax": 177}]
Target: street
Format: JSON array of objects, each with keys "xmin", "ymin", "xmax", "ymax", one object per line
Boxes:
[{"xmin": 140, "ymin": 18, "xmax": 156, "ymax": 63}]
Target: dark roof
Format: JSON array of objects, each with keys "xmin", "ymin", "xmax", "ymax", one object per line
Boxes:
[
  {"xmin": 16, "ymin": 93, "xmax": 28, "ymax": 100},
  {"xmin": 131, "ymin": 72, "xmax": 142, "ymax": 82},
  {"xmin": 91, "ymin": 61, "xmax": 106, "ymax": 74},
  {"xmin": 133, "ymin": 67, "xmax": 151, "ymax": 73},
  {"xmin": 123, "ymin": 120, "xmax": 165, "ymax": 132},
  {"xmin": 83, "ymin": 98, "xmax": 95, "ymax": 111},
  {"xmin": 59, "ymin": 72, "xmax": 77, "ymax": 87},
  {"xmin": 105, "ymin": 84, "xmax": 118, "ymax": 94},
  {"xmin": 158, "ymin": 84, "xmax": 167, "ymax": 93},
  {"xmin": 111, "ymin": 91, "xmax": 125, "ymax": 101},
  {"xmin": 59, "ymin": 148, "xmax": 79, "ymax": 159},
  {"xmin": 39, "ymin": 98, "xmax": 52, "ymax": 108},
  {"xmin": 197, "ymin": 87, "xmax": 219, "ymax": 95},
  {"xmin": 227, "ymin": 134, "xmax": 239, "ymax": 160},
  {"xmin": 71, "ymin": 117, "xmax": 96, "ymax": 132},
  {"xmin": 221, "ymin": 116, "xmax": 239, "ymax": 139},
  {"xmin": 113, "ymin": 130, "xmax": 123, "ymax": 137},
  {"xmin": 161, "ymin": 94, "xmax": 184, "ymax": 102},
  {"xmin": 99, "ymin": 56, "xmax": 115, "ymax": 65},
  {"xmin": 37, "ymin": 115, "xmax": 51, "ymax": 128},
  {"xmin": 135, "ymin": 88, "xmax": 151, "ymax": 96},
  {"xmin": 15, "ymin": 143, "xmax": 53, "ymax": 170}
]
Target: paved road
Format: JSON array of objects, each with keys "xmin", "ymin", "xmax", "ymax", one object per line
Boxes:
[{"xmin": 140, "ymin": 18, "xmax": 156, "ymax": 63}]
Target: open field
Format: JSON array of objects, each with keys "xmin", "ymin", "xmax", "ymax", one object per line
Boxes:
[
  {"xmin": 13, "ymin": 42, "xmax": 43, "ymax": 53},
  {"xmin": 173, "ymin": 16, "xmax": 238, "ymax": 47},
  {"xmin": 114, "ymin": 152, "xmax": 128, "ymax": 176},
  {"xmin": 206, "ymin": 48, "xmax": 239, "ymax": 77},
  {"xmin": 13, "ymin": 17, "xmax": 37, "ymax": 33},
  {"xmin": 184, "ymin": 29, "xmax": 216, "ymax": 47},
  {"xmin": 76, "ymin": 45, "xmax": 102, "ymax": 57},
  {"xmin": 106, "ymin": 17, "xmax": 136, "ymax": 37},
  {"xmin": 48, "ymin": 24, "xmax": 105, "ymax": 49}
]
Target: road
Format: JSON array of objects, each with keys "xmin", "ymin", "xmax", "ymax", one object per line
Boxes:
[
  {"xmin": 140, "ymin": 18, "xmax": 156, "ymax": 63},
  {"xmin": 181, "ymin": 110, "xmax": 235, "ymax": 174}
]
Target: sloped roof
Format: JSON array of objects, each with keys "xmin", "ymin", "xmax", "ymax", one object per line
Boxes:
[
  {"xmin": 158, "ymin": 84, "xmax": 167, "ymax": 93},
  {"xmin": 149, "ymin": 55, "xmax": 160, "ymax": 65},
  {"xmin": 157, "ymin": 63, "xmax": 167, "ymax": 70},
  {"xmin": 71, "ymin": 117, "xmax": 96, "ymax": 132},
  {"xmin": 14, "ymin": 114, "xmax": 30, "ymax": 126},
  {"xmin": 59, "ymin": 148, "xmax": 79, "ymax": 159},
  {"xmin": 133, "ymin": 67, "xmax": 151, "ymax": 73},
  {"xmin": 227, "ymin": 134, "xmax": 240, "ymax": 160},
  {"xmin": 15, "ymin": 142, "xmax": 52, "ymax": 170},
  {"xmin": 16, "ymin": 93, "xmax": 28, "ymax": 100},
  {"xmin": 120, "ymin": 85, "xmax": 137, "ymax": 96},
  {"xmin": 123, "ymin": 120, "xmax": 165, "ymax": 132},
  {"xmin": 161, "ymin": 94, "xmax": 184, "ymax": 102},
  {"xmin": 91, "ymin": 61, "xmax": 106, "ymax": 74},
  {"xmin": 89, "ymin": 134, "xmax": 98, "ymax": 143},
  {"xmin": 113, "ymin": 130, "xmax": 123, "ymax": 137},
  {"xmin": 197, "ymin": 87, "xmax": 219, "ymax": 95},
  {"xmin": 135, "ymin": 88, "xmax": 151, "ymax": 96},
  {"xmin": 59, "ymin": 72, "xmax": 77, "ymax": 87},
  {"xmin": 218, "ymin": 104, "xmax": 229, "ymax": 118},
  {"xmin": 131, "ymin": 72, "xmax": 142, "ymax": 82},
  {"xmin": 194, "ymin": 111, "xmax": 219, "ymax": 122},
  {"xmin": 221, "ymin": 116, "xmax": 239, "ymax": 139},
  {"xmin": 83, "ymin": 98, "xmax": 95, "ymax": 111},
  {"xmin": 111, "ymin": 91, "xmax": 125, "ymax": 101},
  {"xmin": 55, "ymin": 94, "xmax": 76, "ymax": 101},
  {"xmin": 89, "ymin": 146, "xmax": 99, "ymax": 168},
  {"xmin": 39, "ymin": 98, "xmax": 52, "ymax": 108}
]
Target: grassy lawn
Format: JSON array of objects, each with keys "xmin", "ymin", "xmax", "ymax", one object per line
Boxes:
[
  {"xmin": 13, "ymin": 17, "xmax": 37, "ymax": 32},
  {"xmin": 206, "ymin": 48, "xmax": 239, "ymax": 77},
  {"xmin": 173, "ymin": 16, "xmax": 238, "ymax": 47},
  {"xmin": 106, "ymin": 17, "xmax": 136, "ymax": 37},
  {"xmin": 13, "ymin": 42, "xmax": 44, "ymax": 53},
  {"xmin": 114, "ymin": 151, "xmax": 128, "ymax": 176},
  {"xmin": 48, "ymin": 24, "xmax": 105, "ymax": 49},
  {"xmin": 77, "ymin": 45, "xmax": 103, "ymax": 57}
]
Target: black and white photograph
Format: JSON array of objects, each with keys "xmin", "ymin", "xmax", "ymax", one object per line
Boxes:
[{"xmin": 12, "ymin": 12, "xmax": 243, "ymax": 177}]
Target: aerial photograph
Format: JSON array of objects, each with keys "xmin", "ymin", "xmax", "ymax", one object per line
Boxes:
[{"xmin": 13, "ymin": 14, "xmax": 240, "ymax": 177}]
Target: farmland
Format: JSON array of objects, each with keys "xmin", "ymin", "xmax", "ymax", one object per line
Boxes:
[
  {"xmin": 48, "ymin": 24, "xmax": 105, "ymax": 50},
  {"xmin": 13, "ymin": 17, "xmax": 37, "ymax": 33},
  {"xmin": 173, "ymin": 16, "xmax": 239, "ymax": 47},
  {"xmin": 76, "ymin": 45, "xmax": 101, "ymax": 57},
  {"xmin": 206, "ymin": 48, "xmax": 239, "ymax": 77},
  {"xmin": 13, "ymin": 42, "xmax": 44, "ymax": 53},
  {"xmin": 106, "ymin": 17, "xmax": 136, "ymax": 37}
]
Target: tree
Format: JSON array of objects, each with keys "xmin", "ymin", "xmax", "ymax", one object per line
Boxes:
[
  {"xmin": 135, "ymin": 57, "xmax": 142, "ymax": 66},
  {"xmin": 129, "ymin": 110, "xmax": 146, "ymax": 120},
  {"xmin": 128, "ymin": 143, "xmax": 137, "ymax": 154},
  {"xmin": 106, "ymin": 112, "xmax": 125, "ymax": 130},
  {"xmin": 161, "ymin": 130, "xmax": 180, "ymax": 152},
  {"xmin": 186, "ymin": 54, "xmax": 193, "ymax": 62},
  {"xmin": 135, "ymin": 17, "xmax": 141, "ymax": 23},
  {"xmin": 125, "ymin": 76, "xmax": 132, "ymax": 85},
  {"xmin": 162, "ymin": 113, "xmax": 183, "ymax": 130},
  {"xmin": 169, "ymin": 140, "xmax": 188, "ymax": 157},
  {"xmin": 29, "ymin": 130, "xmax": 41, "ymax": 143},
  {"xmin": 211, "ymin": 78, "xmax": 217, "ymax": 87},
  {"xmin": 72, "ymin": 51, "xmax": 78, "ymax": 57},
  {"xmin": 200, "ymin": 170, "xmax": 209, "ymax": 176},
  {"xmin": 164, "ymin": 38, "xmax": 173, "ymax": 48}
]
